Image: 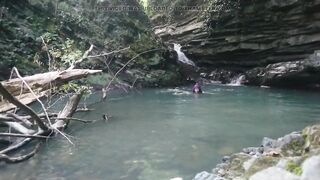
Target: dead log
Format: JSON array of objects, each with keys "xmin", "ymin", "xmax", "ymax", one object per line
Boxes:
[
  {"xmin": 0, "ymin": 69, "xmax": 102, "ymax": 112},
  {"xmin": 0, "ymin": 65, "xmax": 101, "ymax": 164},
  {"xmin": 0, "ymin": 83, "xmax": 49, "ymax": 131},
  {"xmin": 6, "ymin": 113, "xmax": 33, "ymax": 127},
  {"xmin": 52, "ymin": 92, "xmax": 83, "ymax": 130},
  {"xmin": 3, "ymin": 122, "xmax": 35, "ymax": 134},
  {"xmin": 0, "ymin": 131, "xmax": 42, "ymax": 154},
  {"xmin": 0, "ymin": 91, "xmax": 82, "ymax": 159}
]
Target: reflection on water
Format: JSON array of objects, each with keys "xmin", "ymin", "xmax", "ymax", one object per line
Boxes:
[{"xmin": 1, "ymin": 84, "xmax": 320, "ymax": 180}]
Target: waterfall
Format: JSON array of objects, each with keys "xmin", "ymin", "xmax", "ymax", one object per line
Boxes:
[
  {"xmin": 173, "ymin": 43, "xmax": 196, "ymax": 66},
  {"xmin": 228, "ymin": 75, "xmax": 246, "ymax": 86}
]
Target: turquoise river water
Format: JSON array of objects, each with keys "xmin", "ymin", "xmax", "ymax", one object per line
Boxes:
[{"xmin": 1, "ymin": 84, "xmax": 320, "ymax": 180}]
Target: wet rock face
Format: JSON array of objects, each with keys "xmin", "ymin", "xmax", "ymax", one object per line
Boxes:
[
  {"xmin": 154, "ymin": 0, "xmax": 320, "ymax": 88},
  {"xmin": 245, "ymin": 51, "xmax": 320, "ymax": 88},
  {"xmin": 200, "ymin": 69, "xmax": 238, "ymax": 84}
]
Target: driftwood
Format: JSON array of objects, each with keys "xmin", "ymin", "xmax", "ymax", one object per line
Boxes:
[
  {"xmin": 0, "ymin": 68, "xmax": 102, "ymax": 112},
  {"xmin": 0, "ymin": 87, "xmax": 85, "ymax": 162},
  {"xmin": 0, "ymin": 83, "xmax": 49, "ymax": 131},
  {"xmin": 0, "ymin": 68, "xmax": 101, "ymax": 163}
]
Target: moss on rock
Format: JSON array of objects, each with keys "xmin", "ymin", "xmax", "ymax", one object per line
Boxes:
[
  {"xmin": 285, "ymin": 161, "xmax": 303, "ymax": 176},
  {"xmin": 245, "ymin": 156, "xmax": 280, "ymax": 178}
]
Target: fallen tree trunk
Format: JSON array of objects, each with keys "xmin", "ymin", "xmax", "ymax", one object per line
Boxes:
[
  {"xmin": 0, "ymin": 88, "xmax": 85, "ymax": 162},
  {"xmin": 0, "ymin": 83, "xmax": 49, "ymax": 131},
  {"xmin": 0, "ymin": 68, "xmax": 101, "ymax": 163},
  {"xmin": 0, "ymin": 69, "xmax": 102, "ymax": 112},
  {"xmin": 53, "ymin": 92, "xmax": 83, "ymax": 130}
]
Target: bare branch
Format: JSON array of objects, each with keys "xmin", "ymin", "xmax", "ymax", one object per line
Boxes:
[
  {"xmin": 0, "ymin": 130, "xmax": 43, "ymax": 154},
  {"xmin": 55, "ymin": 117, "xmax": 96, "ymax": 124},
  {"xmin": 3, "ymin": 122, "xmax": 35, "ymax": 134},
  {"xmin": 102, "ymin": 48, "xmax": 160, "ymax": 100},
  {"xmin": 0, "ymin": 133, "xmax": 49, "ymax": 139},
  {"xmin": 7, "ymin": 113, "xmax": 33, "ymax": 127},
  {"xmin": 0, "ymin": 115, "xmax": 16, "ymax": 122},
  {"xmin": 87, "ymin": 46, "xmax": 130, "ymax": 58},
  {"xmin": 11, "ymin": 67, "xmax": 52, "ymax": 127},
  {"xmin": 0, "ymin": 142, "xmax": 42, "ymax": 163},
  {"xmin": 40, "ymin": 36, "xmax": 52, "ymax": 71},
  {"xmin": 68, "ymin": 44, "xmax": 94, "ymax": 70}
]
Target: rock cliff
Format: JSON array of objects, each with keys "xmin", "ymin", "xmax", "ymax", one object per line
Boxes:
[{"xmin": 152, "ymin": 0, "xmax": 320, "ymax": 88}]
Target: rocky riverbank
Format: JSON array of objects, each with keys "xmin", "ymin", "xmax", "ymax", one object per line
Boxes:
[{"xmin": 193, "ymin": 124, "xmax": 320, "ymax": 180}]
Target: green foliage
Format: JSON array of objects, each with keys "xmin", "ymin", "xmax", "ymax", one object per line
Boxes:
[
  {"xmin": 285, "ymin": 161, "xmax": 303, "ymax": 176},
  {"xmin": 60, "ymin": 82, "xmax": 92, "ymax": 94},
  {"xmin": 39, "ymin": 32, "xmax": 83, "ymax": 69},
  {"xmin": 281, "ymin": 139, "xmax": 305, "ymax": 156},
  {"xmin": 245, "ymin": 156, "xmax": 279, "ymax": 178},
  {"xmin": 85, "ymin": 73, "xmax": 113, "ymax": 86},
  {"xmin": 1, "ymin": 0, "xmax": 181, "ymax": 87}
]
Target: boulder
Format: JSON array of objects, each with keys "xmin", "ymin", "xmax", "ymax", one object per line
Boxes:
[
  {"xmin": 245, "ymin": 51, "xmax": 320, "ymax": 88},
  {"xmin": 249, "ymin": 167, "xmax": 300, "ymax": 180},
  {"xmin": 301, "ymin": 156, "xmax": 320, "ymax": 180}
]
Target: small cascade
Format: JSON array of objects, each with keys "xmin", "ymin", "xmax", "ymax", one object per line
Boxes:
[
  {"xmin": 173, "ymin": 43, "xmax": 196, "ymax": 66},
  {"xmin": 228, "ymin": 75, "xmax": 246, "ymax": 86}
]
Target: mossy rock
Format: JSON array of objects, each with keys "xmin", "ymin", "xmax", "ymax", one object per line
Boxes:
[
  {"xmin": 281, "ymin": 139, "xmax": 305, "ymax": 157},
  {"xmin": 303, "ymin": 125, "xmax": 320, "ymax": 150},
  {"xmin": 285, "ymin": 160, "xmax": 303, "ymax": 176},
  {"xmin": 225, "ymin": 153, "xmax": 251, "ymax": 177},
  {"xmin": 245, "ymin": 156, "xmax": 280, "ymax": 178}
]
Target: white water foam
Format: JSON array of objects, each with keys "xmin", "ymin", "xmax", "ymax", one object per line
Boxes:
[
  {"xmin": 173, "ymin": 43, "xmax": 196, "ymax": 66},
  {"xmin": 228, "ymin": 75, "xmax": 246, "ymax": 86}
]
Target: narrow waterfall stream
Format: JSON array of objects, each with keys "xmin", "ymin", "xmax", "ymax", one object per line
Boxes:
[
  {"xmin": 173, "ymin": 43, "xmax": 196, "ymax": 67},
  {"xmin": 228, "ymin": 75, "xmax": 246, "ymax": 86}
]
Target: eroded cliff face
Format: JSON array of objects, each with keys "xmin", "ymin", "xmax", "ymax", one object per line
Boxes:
[{"xmin": 152, "ymin": 0, "xmax": 320, "ymax": 88}]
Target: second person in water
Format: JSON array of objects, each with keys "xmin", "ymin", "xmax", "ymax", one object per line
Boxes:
[{"xmin": 192, "ymin": 82, "xmax": 202, "ymax": 94}]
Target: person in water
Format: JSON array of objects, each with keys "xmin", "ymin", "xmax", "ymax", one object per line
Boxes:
[{"xmin": 192, "ymin": 82, "xmax": 202, "ymax": 94}]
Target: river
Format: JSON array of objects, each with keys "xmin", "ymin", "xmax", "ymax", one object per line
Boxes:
[{"xmin": 1, "ymin": 84, "xmax": 320, "ymax": 180}]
